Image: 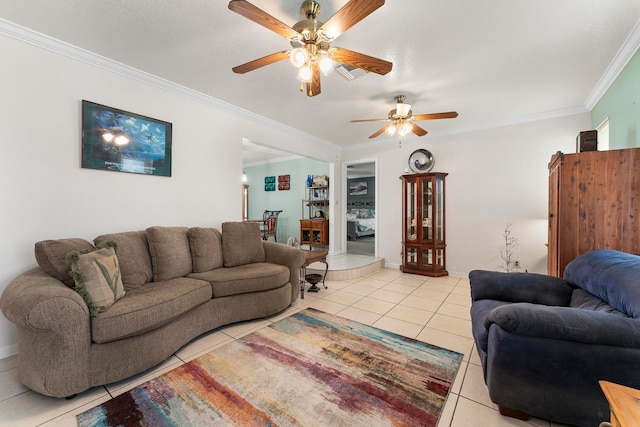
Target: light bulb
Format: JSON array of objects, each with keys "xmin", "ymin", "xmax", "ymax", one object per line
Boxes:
[
  {"xmin": 318, "ymin": 51, "xmax": 333, "ymax": 74},
  {"xmin": 399, "ymin": 123, "xmax": 412, "ymax": 136},
  {"xmin": 298, "ymin": 65, "xmax": 312, "ymax": 82},
  {"xmin": 289, "ymin": 47, "xmax": 308, "ymax": 68},
  {"xmin": 386, "ymin": 126, "xmax": 396, "ymax": 136},
  {"xmin": 102, "ymin": 132, "xmax": 114, "ymax": 143}
]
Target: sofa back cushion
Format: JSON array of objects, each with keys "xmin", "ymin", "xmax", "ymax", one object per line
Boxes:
[
  {"xmin": 564, "ymin": 249, "xmax": 640, "ymax": 318},
  {"xmin": 188, "ymin": 227, "xmax": 224, "ymax": 273},
  {"xmin": 146, "ymin": 226, "xmax": 192, "ymax": 281},
  {"xmin": 94, "ymin": 230, "xmax": 153, "ymax": 288},
  {"xmin": 34, "ymin": 238, "xmax": 95, "ymax": 287},
  {"xmin": 221, "ymin": 222, "xmax": 265, "ymax": 267}
]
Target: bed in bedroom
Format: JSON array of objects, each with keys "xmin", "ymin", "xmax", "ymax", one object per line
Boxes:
[{"xmin": 346, "ymin": 201, "xmax": 375, "ymax": 240}]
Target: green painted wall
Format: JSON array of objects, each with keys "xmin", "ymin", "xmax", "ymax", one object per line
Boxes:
[
  {"xmin": 245, "ymin": 158, "xmax": 329, "ymax": 243},
  {"xmin": 591, "ymin": 48, "xmax": 640, "ymax": 149}
]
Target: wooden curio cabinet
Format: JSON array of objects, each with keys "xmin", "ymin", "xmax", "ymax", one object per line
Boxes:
[{"xmin": 400, "ymin": 172, "xmax": 448, "ymax": 276}]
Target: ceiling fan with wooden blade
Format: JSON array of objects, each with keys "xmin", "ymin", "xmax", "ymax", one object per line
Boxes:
[
  {"xmin": 228, "ymin": 0, "xmax": 392, "ymax": 97},
  {"xmin": 351, "ymin": 95, "xmax": 458, "ymax": 139}
]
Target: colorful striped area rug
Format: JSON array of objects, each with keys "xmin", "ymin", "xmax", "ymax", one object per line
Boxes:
[{"xmin": 77, "ymin": 308, "xmax": 463, "ymax": 426}]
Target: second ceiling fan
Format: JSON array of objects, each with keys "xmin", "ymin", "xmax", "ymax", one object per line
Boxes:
[
  {"xmin": 228, "ymin": 0, "xmax": 393, "ymax": 97},
  {"xmin": 351, "ymin": 95, "xmax": 459, "ymax": 139}
]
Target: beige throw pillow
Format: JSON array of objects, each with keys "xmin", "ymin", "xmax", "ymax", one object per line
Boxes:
[{"xmin": 67, "ymin": 245, "xmax": 126, "ymax": 317}]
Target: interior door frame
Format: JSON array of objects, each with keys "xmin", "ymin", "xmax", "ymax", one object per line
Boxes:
[{"xmin": 342, "ymin": 158, "xmax": 378, "ymax": 257}]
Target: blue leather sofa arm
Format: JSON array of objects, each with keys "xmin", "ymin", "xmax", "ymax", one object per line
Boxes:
[
  {"xmin": 469, "ymin": 270, "xmax": 572, "ymax": 306},
  {"xmin": 487, "ymin": 303, "xmax": 640, "ymax": 347}
]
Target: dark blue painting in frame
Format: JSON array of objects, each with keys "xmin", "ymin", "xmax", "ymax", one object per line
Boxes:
[{"xmin": 82, "ymin": 100, "xmax": 172, "ymax": 177}]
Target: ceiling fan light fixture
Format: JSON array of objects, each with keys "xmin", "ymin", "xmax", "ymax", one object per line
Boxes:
[
  {"xmin": 290, "ymin": 47, "xmax": 309, "ymax": 68},
  {"xmin": 396, "ymin": 103, "xmax": 411, "ymax": 117},
  {"xmin": 386, "ymin": 125, "xmax": 397, "ymax": 136},
  {"xmin": 318, "ymin": 51, "xmax": 333, "ymax": 74},
  {"xmin": 399, "ymin": 122, "xmax": 412, "ymax": 136},
  {"xmin": 298, "ymin": 64, "xmax": 312, "ymax": 82}
]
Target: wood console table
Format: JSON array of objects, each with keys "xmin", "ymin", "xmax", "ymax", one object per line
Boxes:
[
  {"xmin": 300, "ymin": 249, "xmax": 328, "ymax": 299},
  {"xmin": 599, "ymin": 380, "xmax": 640, "ymax": 427}
]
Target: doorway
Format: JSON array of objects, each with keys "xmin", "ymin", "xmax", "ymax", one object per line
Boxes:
[{"xmin": 344, "ymin": 161, "xmax": 377, "ymax": 256}]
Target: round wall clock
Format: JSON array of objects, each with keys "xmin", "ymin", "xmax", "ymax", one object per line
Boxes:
[{"xmin": 408, "ymin": 149, "xmax": 435, "ymax": 173}]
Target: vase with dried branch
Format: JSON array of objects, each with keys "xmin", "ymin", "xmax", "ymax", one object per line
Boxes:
[{"xmin": 500, "ymin": 223, "xmax": 524, "ymax": 272}]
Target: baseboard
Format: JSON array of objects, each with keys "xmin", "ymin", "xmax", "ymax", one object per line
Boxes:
[{"xmin": 0, "ymin": 344, "xmax": 18, "ymax": 360}]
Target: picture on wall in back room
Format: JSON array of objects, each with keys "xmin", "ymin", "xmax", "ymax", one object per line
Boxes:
[
  {"xmin": 81, "ymin": 100, "xmax": 172, "ymax": 177},
  {"xmin": 349, "ymin": 181, "xmax": 368, "ymax": 196}
]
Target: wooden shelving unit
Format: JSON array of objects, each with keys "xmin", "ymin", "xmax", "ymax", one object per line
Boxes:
[{"xmin": 300, "ymin": 181, "xmax": 329, "ymax": 248}]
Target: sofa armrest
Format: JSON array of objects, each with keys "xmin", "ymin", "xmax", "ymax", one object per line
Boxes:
[
  {"xmin": 262, "ymin": 242, "xmax": 305, "ymax": 302},
  {"xmin": 469, "ymin": 270, "xmax": 572, "ymax": 306},
  {"xmin": 487, "ymin": 303, "xmax": 640, "ymax": 348},
  {"xmin": 0, "ymin": 267, "xmax": 91, "ymax": 397}
]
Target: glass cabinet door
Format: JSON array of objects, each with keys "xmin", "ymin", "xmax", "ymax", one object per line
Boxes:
[
  {"xmin": 435, "ymin": 176, "xmax": 444, "ymax": 243},
  {"xmin": 421, "ymin": 178, "xmax": 433, "ymax": 241},
  {"xmin": 406, "ymin": 178, "xmax": 417, "ymax": 242}
]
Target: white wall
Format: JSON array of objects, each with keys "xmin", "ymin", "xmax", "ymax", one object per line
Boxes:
[
  {"xmin": 0, "ymin": 27, "xmax": 589, "ymax": 357},
  {"xmin": 343, "ymin": 113, "xmax": 589, "ymax": 277},
  {"xmin": 0, "ymin": 34, "xmax": 340, "ymax": 357}
]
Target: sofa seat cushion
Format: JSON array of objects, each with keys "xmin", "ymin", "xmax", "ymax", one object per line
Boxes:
[
  {"xmin": 91, "ymin": 277, "xmax": 211, "ymax": 344},
  {"xmin": 188, "ymin": 262, "xmax": 289, "ymax": 298}
]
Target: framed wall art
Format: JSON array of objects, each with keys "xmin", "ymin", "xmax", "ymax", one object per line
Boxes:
[
  {"xmin": 349, "ymin": 181, "xmax": 368, "ymax": 196},
  {"xmin": 81, "ymin": 100, "xmax": 172, "ymax": 176},
  {"xmin": 278, "ymin": 174, "xmax": 290, "ymax": 190},
  {"xmin": 264, "ymin": 176, "xmax": 276, "ymax": 191}
]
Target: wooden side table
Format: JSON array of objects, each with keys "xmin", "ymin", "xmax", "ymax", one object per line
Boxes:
[
  {"xmin": 300, "ymin": 249, "xmax": 328, "ymax": 299},
  {"xmin": 599, "ymin": 380, "xmax": 640, "ymax": 427}
]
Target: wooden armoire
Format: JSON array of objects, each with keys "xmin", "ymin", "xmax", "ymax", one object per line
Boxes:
[{"xmin": 547, "ymin": 148, "xmax": 640, "ymax": 277}]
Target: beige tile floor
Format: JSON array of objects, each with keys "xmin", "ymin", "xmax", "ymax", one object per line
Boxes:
[{"xmin": 0, "ymin": 268, "xmax": 570, "ymax": 427}]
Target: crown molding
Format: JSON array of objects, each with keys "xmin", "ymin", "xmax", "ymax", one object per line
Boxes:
[
  {"xmin": 584, "ymin": 18, "xmax": 640, "ymax": 110},
  {"xmin": 0, "ymin": 18, "xmax": 341, "ymax": 152}
]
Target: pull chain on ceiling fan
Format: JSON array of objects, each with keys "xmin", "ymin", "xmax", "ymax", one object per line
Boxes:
[
  {"xmin": 228, "ymin": 0, "xmax": 393, "ymax": 97},
  {"xmin": 351, "ymin": 95, "xmax": 459, "ymax": 139}
]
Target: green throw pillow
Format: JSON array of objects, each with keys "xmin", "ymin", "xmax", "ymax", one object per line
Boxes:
[{"xmin": 67, "ymin": 242, "xmax": 126, "ymax": 317}]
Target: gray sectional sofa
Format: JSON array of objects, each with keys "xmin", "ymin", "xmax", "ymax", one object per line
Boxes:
[{"xmin": 0, "ymin": 222, "xmax": 305, "ymax": 398}]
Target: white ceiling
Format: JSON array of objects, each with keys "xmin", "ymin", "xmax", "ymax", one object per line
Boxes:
[{"xmin": 2, "ymin": 1, "xmax": 639, "ymax": 158}]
